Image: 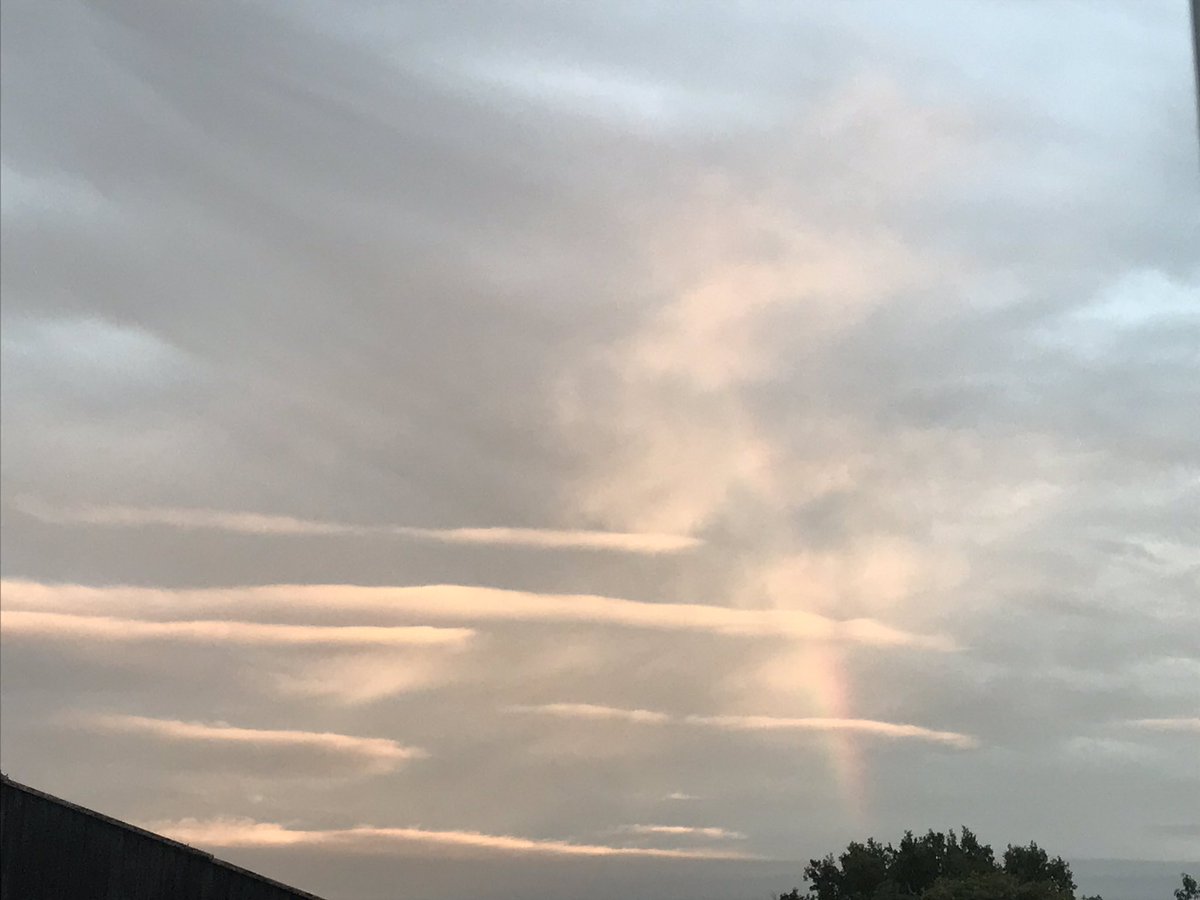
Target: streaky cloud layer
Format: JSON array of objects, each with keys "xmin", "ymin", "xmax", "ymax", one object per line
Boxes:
[
  {"xmin": 0, "ymin": 610, "xmax": 474, "ymax": 647},
  {"xmin": 0, "ymin": 580, "xmax": 954, "ymax": 650},
  {"xmin": 150, "ymin": 818, "xmax": 758, "ymax": 859},
  {"xmin": 75, "ymin": 714, "xmax": 425, "ymax": 772},
  {"xmin": 13, "ymin": 499, "xmax": 701, "ymax": 553},
  {"xmin": 508, "ymin": 703, "xmax": 978, "ymax": 749},
  {"xmin": 0, "ymin": 0, "xmax": 1195, "ymax": 880}
]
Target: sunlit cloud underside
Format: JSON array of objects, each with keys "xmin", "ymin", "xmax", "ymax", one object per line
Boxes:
[
  {"xmin": 13, "ymin": 499, "xmax": 702, "ymax": 553},
  {"xmin": 152, "ymin": 818, "xmax": 759, "ymax": 860},
  {"xmin": 0, "ymin": 580, "xmax": 953, "ymax": 649}
]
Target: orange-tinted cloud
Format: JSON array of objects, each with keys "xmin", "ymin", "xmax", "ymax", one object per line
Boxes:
[
  {"xmin": 1, "ymin": 580, "xmax": 953, "ymax": 650},
  {"xmin": 76, "ymin": 714, "xmax": 425, "ymax": 772},
  {"xmin": 508, "ymin": 703, "xmax": 978, "ymax": 748},
  {"xmin": 0, "ymin": 609, "xmax": 473, "ymax": 647},
  {"xmin": 13, "ymin": 499, "xmax": 701, "ymax": 553},
  {"xmin": 151, "ymin": 818, "xmax": 758, "ymax": 859}
]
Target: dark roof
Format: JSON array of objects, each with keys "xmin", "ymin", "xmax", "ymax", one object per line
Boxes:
[{"xmin": 1, "ymin": 773, "xmax": 327, "ymax": 900}]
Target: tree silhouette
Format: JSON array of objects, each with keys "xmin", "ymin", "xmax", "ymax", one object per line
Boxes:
[
  {"xmin": 778, "ymin": 828, "xmax": 1100, "ymax": 900},
  {"xmin": 1176, "ymin": 873, "xmax": 1199, "ymax": 900},
  {"xmin": 1001, "ymin": 842, "xmax": 1074, "ymax": 894}
]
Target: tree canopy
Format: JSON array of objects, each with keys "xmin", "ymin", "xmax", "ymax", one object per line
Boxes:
[{"xmin": 778, "ymin": 828, "xmax": 1113, "ymax": 900}]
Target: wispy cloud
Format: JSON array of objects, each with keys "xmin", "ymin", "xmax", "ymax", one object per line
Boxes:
[
  {"xmin": 74, "ymin": 714, "xmax": 425, "ymax": 772},
  {"xmin": 151, "ymin": 818, "xmax": 757, "ymax": 859},
  {"xmin": 14, "ymin": 499, "xmax": 353, "ymax": 536},
  {"xmin": 0, "ymin": 580, "xmax": 954, "ymax": 649},
  {"xmin": 617, "ymin": 824, "xmax": 746, "ymax": 840},
  {"xmin": 1124, "ymin": 717, "xmax": 1200, "ymax": 733},
  {"xmin": 504, "ymin": 703, "xmax": 672, "ymax": 724},
  {"xmin": 508, "ymin": 703, "xmax": 978, "ymax": 749},
  {"xmin": 271, "ymin": 653, "xmax": 454, "ymax": 705},
  {"xmin": 12, "ymin": 499, "xmax": 701, "ymax": 554},
  {"xmin": 405, "ymin": 526, "xmax": 701, "ymax": 553},
  {"xmin": 0, "ymin": 610, "xmax": 474, "ymax": 647},
  {"xmin": 683, "ymin": 714, "xmax": 980, "ymax": 749}
]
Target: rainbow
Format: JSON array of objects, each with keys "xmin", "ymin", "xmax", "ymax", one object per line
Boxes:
[{"xmin": 804, "ymin": 645, "xmax": 869, "ymax": 826}]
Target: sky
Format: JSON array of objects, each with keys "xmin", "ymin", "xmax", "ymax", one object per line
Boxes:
[{"xmin": 1, "ymin": 1, "xmax": 1198, "ymax": 898}]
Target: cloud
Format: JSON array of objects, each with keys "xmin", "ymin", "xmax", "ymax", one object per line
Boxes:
[
  {"xmin": 505, "ymin": 703, "xmax": 671, "ymax": 725},
  {"xmin": 682, "ymin": 714, "xmax": 979, "ymax": 749},
  {"xmin": 270, "ymin": 653, "xmax": 455, "ymax": 705},
  {"xmin": 14, "ymin": 500, "xmax": 354, "ymax": 536},
  {"xmin": 0, "ymin": 610, "xmax": 474, "ymax": 647},
  {"xmin": 150, "ymin": 818, "xmax": 757, "ymax": 860},
  {"xmin": 13, "ymin": 499, "xmax": 701, "ymax": 553},
  {"xmin": 507, "ymin": 703, "xmax": 978, "ymax": 749},
  {"xmin": 1124, "ymin": 717, "xmax": 1200, "ymax": 733},
  {"xmin": 1062, "ymin": 736, "xmax": 1161, "ymax": 766},
  {"xmin": 400, "ymin": 527, "xmax": 701, "ymax": 553},
  {"xmin": 75, "ymin": 714, "xmax": 425, "ymax": 773},
  {"xmin": 617, "ymin": 824, "xmax": 746, "ymax": 841},
  {"xmin": 1147, "ymin": 823, "xmax": 1200, "ymax": 837},
  {"xmin": 0, "ymin": 580, "xmax": 953, "ymax": 649},
  {"xmin": 2, "ymin": 0, "xmax": 1197, "ymax": 880}
]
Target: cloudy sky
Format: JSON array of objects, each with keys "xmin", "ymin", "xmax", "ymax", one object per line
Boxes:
[{"xmin": 1, "ymin": 1, "xmax": 1198, "ymax": 898}]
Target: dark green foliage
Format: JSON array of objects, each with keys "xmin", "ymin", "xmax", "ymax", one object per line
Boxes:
[
  {"xmin": 1001, "ymin": 843, "xmax": 1074, "ymax": 894},
  {"xmin": 944, "ymin": 828, "xmax": 997, "ymax": 880},
  {"xmin": 801, "ymin": 853, "xmax": 843, "ymax": 900},
  {"xmin": 780, "ymin": 828, "xmax": 1097, "ymax": 900},
  {"xmin": 841, "ymin": 840, "xmax": 892, "ymax": 898},
  {"xmin": 1176, "ymin": 873, "xmax": 1199, "ymax": 900},
  {"xmin": 923, "ymin": 871, "xmax": 1072, "ymax": 900},
  {"xmin": 889, "ymin": 830, "xmax": 944, "ymax": 894}
]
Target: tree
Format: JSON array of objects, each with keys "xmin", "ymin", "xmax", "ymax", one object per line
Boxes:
[
  {"xmin": 838, "ymin": 839, "xmax": 891, "ymax": 899},
  {"xmin": 1176, "ymin": 873, "xmax": 1199, "ymax": 900},
  {"xmin": 1001, "ymin": 843, "xmax": 1075, "ymax": 895},
  {"xmin": 780, "ymin": 828, "xmax": 1097, "ymax": 900},
  {"xmin": 923, "ymin": 871, "xmax": 1070, "ymax": 900},
  {"xmin": 801, "ymin": 853, "xmax": 843, "ymax": 900},
  {"xmin": 944, "ymin": 827, "xmax": 997, "ymax": 880},
  {"xmin": 889, "ymin": 829, "xmax": 949, "ymax": 894}
]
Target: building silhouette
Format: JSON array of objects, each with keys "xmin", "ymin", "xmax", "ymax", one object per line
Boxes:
[{"xmin": 1, "ymin": 774, "xmax": 324, "ymax": 899}]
